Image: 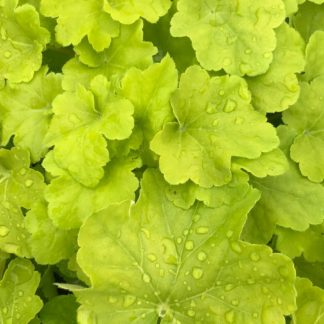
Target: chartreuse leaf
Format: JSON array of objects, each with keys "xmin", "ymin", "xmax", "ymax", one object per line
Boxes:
[
  {"xmin": 75, "ymin": 169, "xmax": 296, "ymax": 324},
  {"xmin": 275, "ymin": 223, "xmax": 324, "ymax": 262},
  {"xmin": 39, "ymin": 295, "xmax": 78, "ymax": 324},
  {"xmin": 165, "ymin": 168, "xmax": 253, "ymax": 210},
  {"xmin": 43, "ymin": 152, "xmax": 140, "ymax": 229},
  {"xmin": 293, "ymin": 2, "xmax": 324, "ymax": 41},
  {"xmin": 45, "ymin": 75, "xmax": 134, "ymax": 187},
  {"xmin": 151, "ymin": 66, "xmax": 279, "ymax": 187},
  {"xmin": 304, "ymin": 31, "xmax": 324, "ymax": 81},
  {"xmin": 0, "ymin": 147, "xmax": 45, "ymax": 208},
  {"xmin": 0, "ymin": 67, "xmax": 63, "ymax": 162},
  {"xmin": 233, "ymin": 148, "xmax": 289, "ymax": 178},
  {"xmin": 63, "ymin": 20, "xmax": 157, "ymax": 91},
  {"xmin": 292, "ymin": 278, "xmax": 324, "ymax": 324},
  {"xmin": 242, "ymin": 126, "xmax": 324, "ymax": 244},
  {"xmin": 283, "ymin": 0, "xmax": 299, "ymax": 15},
  {"xmin": 282, "ymin": 78, "xmax": 324, "ymax": 183},
  {"xmin": 25, "ymin": 201, "xmax": 77, "ymax": 264},
  {"xmin": 246, "ymin": 23, "xmax": 305, "ymax": 113},
  {"xmin": 40, "ymin": 0, "xmax": 119, "ymax": 51},
  {"xmin": 0, "ymin": 258, "xmax": 42, "ymax": 324},
  {"xmin": 121, "ymin": 55, "xmax": 178, "ymax": 165},
  {"xmin": 104, "ymin": 0, "xmax": 172, "ymax": 24},
  {"xmin": 0, "ymin": 202, "xmax": 30, "ymax": 256},
  {"xmin": 0, "ymin": 0, "xmax": 50, "ymax": 83},
  {"xmin": 170, "ymin": 0, "xmax": 285, "ymax": 76}
]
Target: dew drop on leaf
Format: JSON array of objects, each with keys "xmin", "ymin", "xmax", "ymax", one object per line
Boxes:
[
  {"xmin": 24, "ymin": 180, "xmax": 34, "ymax": 188},
  {"xmin": 185, "ymin": 240, "xmax": 194, "ymax": 250},
  {"xmin": 2, "ymin": 307, "xmax": 8, "ymax": 315},
  {"xmin": 142, "ymin": 273, "xmax": 151, "ymax": 283},
  {"xmin": 235, "ymin": 117, "xmax": 244, "ymax": 125},
  {"xmin": 192, "ymin": 267, "xmax": 203, "ymax": 280},
  {"xmin": 230, "ymin": 242, "xmax": 242, "ymax": 254},
  {"xmin": 250, "ymin": 252, "xmax": 260, "ymax": 262},
  {"xmin": 196, "ymin": 227, "xmax": 209, "ymax": 234},
  {"xmin": 223, "ymin": 100, "xmax": 236, "ymax": 113},
  {"xmin": 197, "ymin": 251, "xmax": 207, "ymax": 262},
  {"xmin": 141, "ymin": 228, "xmax": 151, "ymax": 239},
  {"xmin": 187, "ymin": 309, "xmax": 195, "ymax": 317},
  {"xmin": 213, "ymin": 119, "xmax": 219, "ymax": 126},
  {"xmin": 4, "ymin": 51, "xmax": 11, "ymax": 59},
  {"xmin": 0, "ymin": 225, "xmax": 10, "ymax": 237},
  {"xmin": 226, "ymin": 230, "xmax": 234, "ymax": 238},
  {"xmin": 225, "ymin": 310, "xmax": 235, "ymax": 323},
  {"xmin": 123, "ymin": 295, "xmax": 136, "ymax": 307},
  {"xmin": 225, "ymin": 284, "xmax": 234, "ymax": 291},
  {"xmin": 19, "ymin": 168, "xmax": 27, "ymax": 176},
  {"xmin": 231, "ymin": 299, "xmax": 239, "ymax": 306},
  {"xmin": 244, "ymin": 49, "xmax": 252, "ymax": 55},
  {"xmin": 147, "ymin": 254, "xmax": 157, "ymax": 262}
]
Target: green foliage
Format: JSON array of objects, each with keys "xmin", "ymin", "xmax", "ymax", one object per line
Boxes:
[{"xmin": 0, "ymin": 0, "xmax": 323, "ymax": 322}]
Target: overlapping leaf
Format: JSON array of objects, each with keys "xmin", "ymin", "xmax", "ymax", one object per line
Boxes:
[
  {"xmin": 0, "ymin": 0, "xmax": 50, "ymax": 83},
  {"xmin": 0, "ymin": 258, "xmax": 42, "ymax": 324},
  {"xmin": 63, "ymin": 20, "xmax": 157, "ymax": 91},
  {"xmin": 0, "ymin": 67, "xmax": 62, "ymax": 162},
  {"xmin": 75, "ymin": 169, "xmax": 296, "ymax": 323},
  {"xmin": 45, "ymin": 75, "xmax": 134, "ymax": 187},
  {"xmin": 104, "ymin": 0, "xmax": 172, "ymax": 24},
  {"xmin": 40, "ymin": 0, "xmax": 119, "ymax": 51},
  {"xmin": 151, "ymin": 66, "xmax": 279, "ymax": 187},
  {"xmin": 283, "ymin": 78, "xmax": 324, "ymax": 183},
  {"xmin": 171, "ymin": 0, "xmax": 285, "ymax": 76},
  {"xmin": 246, "ymin": 23, "xmax": 305, "ymax": 113}
]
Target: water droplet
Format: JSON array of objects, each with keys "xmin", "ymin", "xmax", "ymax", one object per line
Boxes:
[
  {"xmin": 235, "ymin": 117, "xmax": 244, "ymax": 125},
  {"xmin": 225, "ymin": 310, "xmax": 235, "ymax": 323},
  {"xmin": 141, "ymin": 228, "xmax": 150, "ymax": 239},
  {"xmin": 108, "ymin": 296, "xmax": 117, "ymax": 303},
  {"xmin": 231, "ymin": 299, "xmax": 239, "ymax": 306},
  {"xmin": 239, "ymin": 63, "xmax": 251, "ymax": 74},
  {"xmin": 185, "ymin": 240, "xmax": 194, "ymax": 250},
  {"xmin": 19, "ymin": 168, "xmax": 27, "ymax": 176},
  {"xmin": 193, "ymin": 214, "xmax": 201, "ymax": 222},
  {"xmin": 206, "ymin": 103, "xmax": 216, "ymax": 114},
  {"xmin": 1, "ymin": 27, "xmax": 7, "ymax": 40},
  {"xmin": 4, "ymin": 51, "xmax": 11, "ymax": 59},
  {"xmin": 2, "ymin": 307, "xmax": 8, "ymax": 314},
  {"xmin": 244, "ymin": 48, "xmax": 252, "ymax": 54},
  {"xmin": 0, "ymin": 225, "xmax": 9, "ymax": 237},
  {"xmin": 230, "ymin": 242, "xmax": 242, "ymax": 254},
  {"xmin": 225, "ymin": 284, "xmax": 234, "ymax": 291},
  {"xmin": 142, "ymin": 273, "xmax": 151, "ymax": 283},
  {"xmin": 196, "ymin": 227, "xmax": 209, "ymax": 234},
  {"xmin": 253, "ymin": 312, "xmax": 258, "ymax": 318},
  {"xmin": 24, "ymin": 180, "xmax": 33, "ymax": 188},
  {"xmin": 213, "ymin": 119, "xmax": 219, "ymax": 127},
  {"xmin": 219, "ymin": 89, "xmax": 225, "ymax": 96},
  {"xmin": 226, "ymin": 230, "xmax": 234, "ymax": 238},
  {"xmin": 18, "ymin": 290, "xmax": 24, "ymax": 297},
  {"xmin": 279, "ymin": 266, "xmax": 289, "ymax": 277},
  {"xmin": 192, "ymin": 267, "xmax": 203, "ymax": 280},
  {"xmin": 238, "ymin": 85, "xmax": 250, "ymax": 100},
  {"xmin": 147, "ymin": 254, "xmax": 157, "ymax": 262},
  {"xmin": 227, "ymin": 35, "xmax": 237, "ymax": 45},
  {"xmin": 262, "ymin": 286, "xmax": 269, "ymax": 294},
  {"xmin": 183, "ymin": 229, "xmax": 189, "ymax": 236},
  {"xmin": 250, "ymin": 252, "xmax": 260, "ymax": 262},
  {"xmin": 162, "ymin": 238, "xmax": 177, "ymax": 265},
  {"xmin": 124, "ymin": 295, "xmax": 136, "ymax": 307},
  {"xmin": 223, "ymin": 58, "xmax": 232, "ymax": 66},
  {"xmin": 263, "ymin": 52, "xmax": 272, "ymax": 59},
  {"xmin": 176, "ymin": 237, "xmax": 182, "ymax": 244},
  {"xmin": 220, "ymin": 295, "xmax": 225, "ymax": 300},
  {"xmin": 277, "ymin": 297, "xmax": 282, "ymax": 305},
  {"xmin": 197, "ymin": 251, "xmax": 207, "ymax": 262},
  {"xmin": 15, "ymin": 314, "xmax": 21, "ymax": 320},
  {"xmin": 188, "ymin": 309, "xmax": 195, "ymax": 317},
  {"xmin": 223, "ymin": 100, "xmax": 236, "ymax": 113}
]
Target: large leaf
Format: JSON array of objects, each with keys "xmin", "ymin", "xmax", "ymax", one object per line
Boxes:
[
  {"xmin": 0, "ymin": 0, "xmax": 50, "ymax": 83},
  {"xmin": 75, "ymin": 169, "xmax": 296, "ymax": 323},
  {"xmin": 151, "ymin": 66, "xmax": 279, "ymax": 187},
  {"xmin": 0, "ymin": 67, "xmax": 62, "ymax": 162},
  {"xmin": 171, "ymin": 0, "xmax": 285, "ymax": 76},
  {"xmin": 0, "ymin": 258, "xmax": 43, "ymax": 324},
  {"xmin": 45, "ymin": 75, "xmax": 134, "ymax": 187}
]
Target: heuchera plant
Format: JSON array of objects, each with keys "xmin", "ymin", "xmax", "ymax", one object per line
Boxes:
[{"xmin": 0, "ymin": 0, "xmax": 324, "ymax": 323}]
